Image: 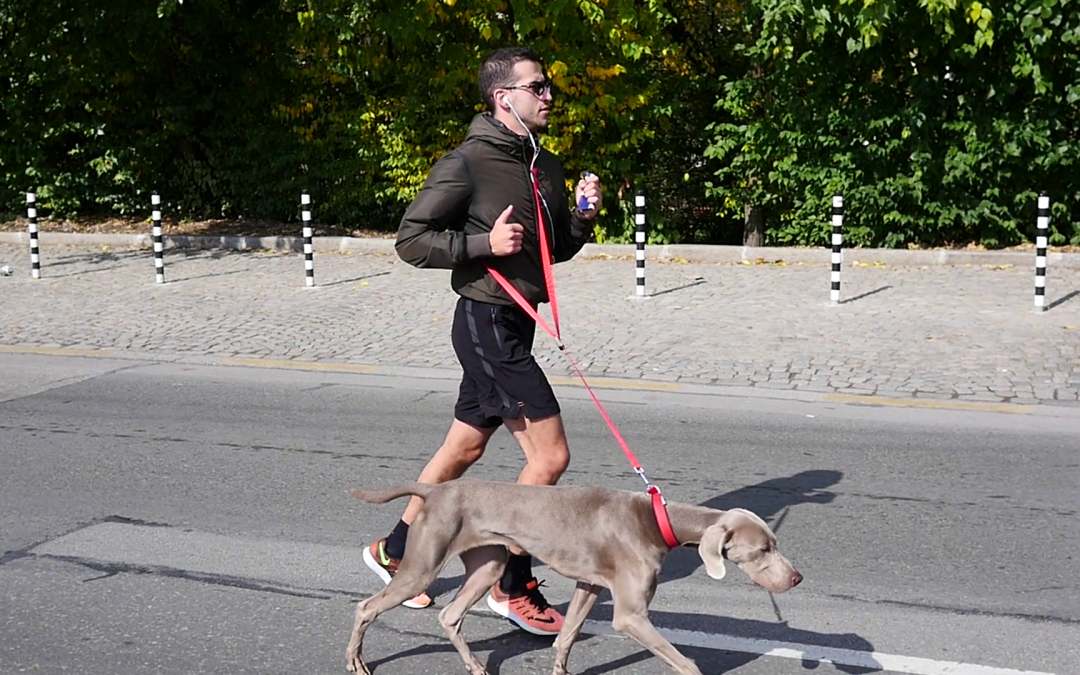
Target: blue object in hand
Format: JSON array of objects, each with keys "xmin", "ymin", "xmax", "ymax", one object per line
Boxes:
[{"xmin": 578, "ymin": 172, "xmax": 594, "ymax": 211}]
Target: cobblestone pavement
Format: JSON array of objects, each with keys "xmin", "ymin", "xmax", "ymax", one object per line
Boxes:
[{"xmin": 2, "ymin": 242, "xmax": 1079, "ymax": 405}]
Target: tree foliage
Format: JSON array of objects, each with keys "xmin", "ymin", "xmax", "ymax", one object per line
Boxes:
[
  {"xmin": 1, "ymin": 0, "xmax": 1077, "ymax": 247},
  {"xmin": 704, "ymin": 0, "xmax": 1080, "ymax": 247},
  {"xmin": 0, "ymin": 0, "xmax": 304, "ymax": 219}
]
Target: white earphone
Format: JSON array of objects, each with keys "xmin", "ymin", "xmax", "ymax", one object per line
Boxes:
[{"xmin": 498, "ymin": 91, "xmax": 539, "ymax": 169}]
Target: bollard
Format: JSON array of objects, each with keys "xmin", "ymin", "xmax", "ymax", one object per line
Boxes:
[
  {"xmin": 830, "ymin": 192, "xmax": 843, "ymax": 306},
  {"xmin": 1034, "ymin": 191, "xmax": 1050, "ymax": 313},
  {"xmin": 152, "ymin": 192, "xmax": 165, "ymax": 284},
  {"xmin": 301, "ymin": 190, "xmax": 315, "ymax": 287},
  {"xmin": 27, "ymin": 192, "xmax": 40, "ymax": 279},
  {"xmin": 635, "ymin": 190, "xmax": 646, "ymax": 298}
]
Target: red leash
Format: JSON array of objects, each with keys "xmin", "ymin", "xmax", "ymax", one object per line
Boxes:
[{"xmin": 486, "ymin": 168, "xmax": 680, "ymax": 549}]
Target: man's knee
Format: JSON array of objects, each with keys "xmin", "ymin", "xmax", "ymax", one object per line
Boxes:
[
  {"xmin": 441, "ymin": 438, "xmax": 485, "ymax": 467},
  {"xmin": 441, "ymin": 418, "xmax": 496, "ymax": 467},
  {"xmin": 520, "ymin": 413, "xmax": 571, "ymax": 482},
  {"xmin": 533, "ymin": 446, "xmax": 570, "ymax": 482}
]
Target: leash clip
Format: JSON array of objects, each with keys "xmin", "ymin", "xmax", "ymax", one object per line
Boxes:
[{"xmin": 648, "ymin": 484, "xmax": 669, "ymax": 506}]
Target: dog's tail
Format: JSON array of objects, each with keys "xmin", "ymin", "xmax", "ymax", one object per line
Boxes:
[{"xmin": 349, "ymin": 483, "xmax": 434, "ymax": 504}]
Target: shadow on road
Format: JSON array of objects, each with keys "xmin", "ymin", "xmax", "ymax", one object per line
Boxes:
[
  {"xmin": 21, "ymin": 247, "xmax": 246, "ymax": 279},
  {"xmin": 659, "ymin": 469, "xmax": 841, "ymax": 585},
  {"xmin": 648, "ymin": 277, "xmax": 707, "ymax": 297},
  {"xmin": 840, "ymin": 285, "xmax": 892, "ymax": 304},
  {"xmin": 364, "ymin": 608, "xmax": 877, "ymax": 675},
  {"xmin": 1047, "ymin": 289, "xmax": 1080, "ymax": 311}
]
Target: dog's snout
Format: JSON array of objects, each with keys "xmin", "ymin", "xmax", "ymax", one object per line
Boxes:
[{"xmin": 791, "ymin": 571, "xmax": 803, "ymax": 587}]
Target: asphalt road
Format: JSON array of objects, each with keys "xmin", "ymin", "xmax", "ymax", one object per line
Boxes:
[{"xmin": 1, "ymin": 352, "xmax": 1077, "ymax": 675}]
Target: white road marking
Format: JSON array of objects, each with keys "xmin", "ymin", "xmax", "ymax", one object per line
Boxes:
[
  {"xmin": 30, "ymin": 522, "xmax": 1061, "ymax": 675},
  {"xmin": 579, "ymin": 620, "xmax": 1055, "ymax": 675}
]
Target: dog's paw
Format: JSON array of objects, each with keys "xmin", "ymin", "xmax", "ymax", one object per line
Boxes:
[
  {"xmin": 346, "ymin": 653, "xmax": 371, "ymax": 675},
  {"xmin": 463, "ymin": 657, "xmax": 489, "ymax": 675}
]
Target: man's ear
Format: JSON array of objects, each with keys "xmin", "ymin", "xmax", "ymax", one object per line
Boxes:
[{"xmin": 698, "ymin": 521, "xmax": 733, "ymax": 580}]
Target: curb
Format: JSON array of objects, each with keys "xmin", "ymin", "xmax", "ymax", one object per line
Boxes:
[
  {"xmin": 2, "ymin": 230, "xmax": 1079, "ymax": 269},
  {"xmin": 6, "ymin": 343, "xmax": 1080, "ymax": 419}
]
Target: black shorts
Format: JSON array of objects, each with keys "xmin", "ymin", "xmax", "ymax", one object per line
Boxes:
[{"xmin": 451, "ymin": 296, "xmax": 561, "ymax": 429}]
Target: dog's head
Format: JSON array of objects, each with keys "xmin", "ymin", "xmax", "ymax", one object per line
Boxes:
[{"xmin": 697, "ymin": 508, "xmax": 802, "ymax": 593}]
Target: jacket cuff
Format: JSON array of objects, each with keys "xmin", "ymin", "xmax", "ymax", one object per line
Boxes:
[
  {"xmin": 570, "ymin": 211, "xmax": 594, "ymax": 240},
  {"xmin": 465, "ymin": 233, "xmax": 492, "ymax": 260}
]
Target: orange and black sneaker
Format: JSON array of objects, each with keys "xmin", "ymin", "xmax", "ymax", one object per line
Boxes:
[
  {"xmin": 487, "ymin": 577, "xmax": 564, "ymax": 636},
  {"xmin": 362, "ymin": 539, "xmax": 432, "ymax": 609}
]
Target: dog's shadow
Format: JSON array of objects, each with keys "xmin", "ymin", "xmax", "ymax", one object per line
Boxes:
[
  {"xmin": 364, "ymin": 625, "xmax": 568, "ymax": 675},
  {"xmin": 364, "ymin": 611, "xmax": 876, "ymax": 675},
  {"xmin": 568, "ymin": 610, "xmax": 877, "ymax": 674},
  {"xmin": 659, "ymin": 469, "xmax": 841, "ymax": 584}
]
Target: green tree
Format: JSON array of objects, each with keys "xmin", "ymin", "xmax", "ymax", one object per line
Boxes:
[
  {"xmin": 1, "ymin": 0, "xmax": 303, "ymax": 219},
  {"xmin": 290, "ymin": 0, "xmax": 679, "ymax": 232},
  {"xmin": 704, "ymin": 0, "xmax": 1080, "ymax": 248}
]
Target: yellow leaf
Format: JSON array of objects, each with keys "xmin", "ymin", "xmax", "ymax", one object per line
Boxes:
[
  {"xmin": 1066, "ymin": 325, "xmax": 1077, "ymax": 330},
  {"xmin": 968, "ymin": 1, "xmax": 983, "ymax": 23},
  {"xmin": 361, "ymin": 281, "xmax": 369, "ymax": 286}
]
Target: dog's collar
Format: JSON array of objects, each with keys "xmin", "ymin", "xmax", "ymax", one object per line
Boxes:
[{"xmin": 647, "ymin": 486, "xmax": 680, "ymax": 548}]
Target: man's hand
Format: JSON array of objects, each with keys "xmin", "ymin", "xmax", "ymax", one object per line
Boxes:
[
  {"xmin": 489, "ymin": 205, "xmax": 524, "ymax": 256},
  {"xmin": 575, "ymin": 174, "xmax": 603, "ymax": 219}
]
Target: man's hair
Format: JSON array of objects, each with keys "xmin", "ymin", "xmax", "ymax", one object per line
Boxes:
[{"xmin": 478, "ymin": 46, "xmax": 545, "ymax": 110}]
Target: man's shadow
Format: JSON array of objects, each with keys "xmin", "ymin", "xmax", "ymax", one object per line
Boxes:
[{"xmin": 659, "ymin": 469, "xmax": 841, "ymax": 585}]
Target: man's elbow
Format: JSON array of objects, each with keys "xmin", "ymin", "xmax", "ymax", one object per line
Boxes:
[{"xmin": 395, "ymin": 238, "xmax": 430, "ymax": 268}]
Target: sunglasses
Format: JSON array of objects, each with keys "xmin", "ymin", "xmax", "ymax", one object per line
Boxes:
[{"xmin": 505, "ymin": 80, "xmax": 553, "ymax": 97}]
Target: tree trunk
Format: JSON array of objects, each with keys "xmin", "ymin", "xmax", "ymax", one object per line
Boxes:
[{"xmin": 743, "ymin": 204, "xmax": 765, "ymax": 247}]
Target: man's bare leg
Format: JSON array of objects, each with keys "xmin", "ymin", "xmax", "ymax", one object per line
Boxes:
[
  {"xmin": 496, "ymin": 413, "xmax": 570, "ymax": 559},
  {"xmin": 400, "ymin": 418, "xmax": 500, "ymax": 525},
  {"xmin": 365, "ymin": 418, "xmax": 499, "ymax": 609},
  {"xmin": 504, "ymin": 412, "xmax": 571, "ymax": 486},
  {"xmin": 486, "ymin": 411, "xmax": 571, "ymax": 635}
]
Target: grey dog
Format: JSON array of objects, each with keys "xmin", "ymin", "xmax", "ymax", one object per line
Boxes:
[{"xmin": 346, "ymin": 478, "xmax": 802, "ymax": 674}]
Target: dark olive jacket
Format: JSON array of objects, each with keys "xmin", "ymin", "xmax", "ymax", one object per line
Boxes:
[{"xmin": 395, "ymin": 113, "xmax": 593, "ymax": 307}]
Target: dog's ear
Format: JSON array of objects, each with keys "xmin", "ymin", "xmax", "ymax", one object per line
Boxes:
[{"xmin": 698, "ymin": 520, "xmax": 733, "ymax": 580}]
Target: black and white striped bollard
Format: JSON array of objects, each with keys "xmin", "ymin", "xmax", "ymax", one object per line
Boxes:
[
  {"xmin": 830, "ymin": 192, "xmax": 843, "ymax": 306},
  {"xmin": 152, "ymin": 192, "xmax": 165, "ymax": 284},
  {"xmin": 1034, "ymin": 191, "xmax": 1050, "ymax": 313},
  {"xmin": 301, "ymin": 190, "xmax": 315, "ymax": 287},
  {"xmin": 27, "ymin": 192, "xmax": 40, "ymax": 279},
  {"xmin": 635, "ymin": 190, "xmax": 646, "ymax": 298}
]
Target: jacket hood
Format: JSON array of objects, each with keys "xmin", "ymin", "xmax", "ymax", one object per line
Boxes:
[{"xmin": 465, "ymin": 113, "xmax": 538, "ymax": 163}]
